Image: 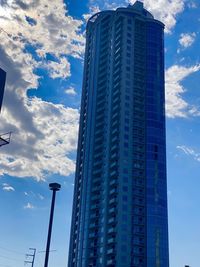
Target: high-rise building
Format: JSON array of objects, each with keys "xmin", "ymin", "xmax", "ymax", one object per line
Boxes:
[
  {"xmin": 68, "ymin": 1, "xmax": 169, "ymax": 267},
  {"xmin": 0, "ymin": 68, "xmax": 6, "ymax": 113}
]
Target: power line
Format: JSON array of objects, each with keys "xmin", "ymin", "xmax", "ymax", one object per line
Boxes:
[
  {"xmin": 38, "ymin": 250, "xmax": 56, "ymax": 253},
  {"xmin": 0, "ymin": 254, "xmax": 23, "ymax": 262},
  {"xmin": 0, "ymin": 245, "xmax": 24, "ymax": 266},
  {"xmin": 0, "ymin": 27, "xmax": 10, "ymax": 36},
  {"xmin": 0, "ymin": 264, "xmax": 13, "ymax": 267},
  {"xmin": 0, "ymin": 26, "xmax": 27, "ymax": 41},
  {"xmin": 0, "ymin": 245, "xmax": 24, "ymax": 255}
]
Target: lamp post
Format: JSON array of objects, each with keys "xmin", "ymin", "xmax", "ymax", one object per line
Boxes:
[{"xmin": 44, "ymin": 183, "xmax": 61, "ymax": 267}]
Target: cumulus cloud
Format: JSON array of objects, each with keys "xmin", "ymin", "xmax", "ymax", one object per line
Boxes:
[
  {"xmin": 88, "ymin": 0, "xmax": 185, "ymax": 32},
  {"xmin": 179, "ymin": 33, "xmax": 196, "ymax": 48},
  {"xmin": 142, "ymin": 0, "xmax": 184, "ymax": 32},
  {"xmin": 2, "ymin": 183, "xmax": 15, "ymax": 192},
  {"xmin": 0, "ymin": 1, "xmax": 82, "ymax": 180},
  {"xmin": 187, "ymin": 1, "xmax": 197, "ymax": 9},
  {"xmin": 65, "ymin": 86, "xmax": 77, "ymax": 96},
  {"xmin": 165, "ymin": 64, "xmax": 200, "ymax": 118},
  {"xmin": 177, "ymin": 145, "xmax": 200, "ymax": 162},
  {"xmin": 83, "ymin": 5, "xmax": 101, "ymax": 21},
  {"xmin": 0, "ymin": 0, "xmax": 85, "ymax": 58},
  {"xmin": 0, "ymin": 98, "xmax": 79, "ymax": 179},
  {"xmin": 43, "ymin": 57, "xmax": 71, "ymax": 79}
]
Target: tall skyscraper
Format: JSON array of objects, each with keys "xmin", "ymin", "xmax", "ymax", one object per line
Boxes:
[
  {"xmin": 68, "ymin": 1, "xmax": 169, "ymax": 267},
  {"xmin": 0, "ymin": 68, "xmax": 6, "ymax": 113}
]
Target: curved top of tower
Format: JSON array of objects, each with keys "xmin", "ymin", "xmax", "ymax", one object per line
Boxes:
[
  {"xmin": 88, "ymin": 0, "xmax": 164, "ymax": 27},
  {"xmin": 123, "ymin": 1, "xmax": 153, "ymax": 19}
]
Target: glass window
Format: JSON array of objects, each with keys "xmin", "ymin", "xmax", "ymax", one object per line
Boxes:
[
  {"xmin": 124, "ymin": 134, "xmax": 129, "ymax": 140},
  {"xmin": 123, "ymin": 186, "xmax": 128, "ymax": 191},
  {"xmin": 125, "ymin": 102, "xmax": 130, "ymax": 107},
  {"xmin": 124, "ymin": 142, "xmax": 128, "ymax": 148},
  {"xmin": 121, "ymin": 245, "xmax": 127, "ymax": 251},
  {"xmin": 123, "ymin": 195, "xmax": 128, "ymax": 201},
  {"xmin": 123, "ymin": 168, "xmax": 128, "ymax": 174},
  {"xmin": 122, "ymin": 204, "xmax": 127, "ymax": 210},
  {"xmin": 124, "ymin": 150, "xmax": 128, "ymax": 156},
  {"xmin": 123, "ymin": 176, "xmax": 128, "ymax": 182}
]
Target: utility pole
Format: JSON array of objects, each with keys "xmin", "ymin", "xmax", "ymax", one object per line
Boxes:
[
  {"xmin": 44, "ymin": 183, "xmax": 61, "ymax": 267},
  {"xmin": 24, "ymin": 248, "xmax": 36, "ymax": 267}
]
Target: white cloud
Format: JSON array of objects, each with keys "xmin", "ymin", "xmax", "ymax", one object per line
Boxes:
[
  {"xmin": 83, "ymin": 5, "xmax": 101, "ymax": 21},
  {"xmin": 24, "ymin": 191, "xmax": 44, "ymax": 200},
  {"xmin": 88, "ymin": 0, "xmax": 184, "ymax": 32},
  {"xmin": 0, "ymin": 0, "xmax": 85, "ymax": 59},
  {"xmin": 179, "ymin": 33, "xmax": 196, "ymax": 48},
  {"xmin": 0, "ymin": 1, "xmax": 82, "ymax": 180},
  {"xmin": 177, "ymin": 145, "xmax": 200, "ymax": 162},
  {"xmin": 188, "ymin": 106, "xmax": 200, "ymax": 116},
  {"xmin": 165, "ymin": 64, "xmax": 200, "ymax": 118},
  {"xmin": 2, "ymin": 183, "xmax": 15, "ymax": 192},
  {"xmin": 44, "ymin": 57, "xmax": 71, "ymax": 79},
  {"xmin": 128, "ymin": 0, "xmax": 185, "ymax": 33},
  {"xmin": 65, "ymin": 86, "xmax": 77, "ymax": 96},
  {"xmin": 0, "ymin": 98, "xmax": 79, "ymax": 180},
  {"xmin": 187, "ymin": 1, "xmax": 197, "ymax": 8},
  {"xmin": 38, "ymin": 194, "xmax": 44, "ymax": 200},
  {"xmin": 24, "ymin": 202, "xmax": 35, "ymax": 209}
]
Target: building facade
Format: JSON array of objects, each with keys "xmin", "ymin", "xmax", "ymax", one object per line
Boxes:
[
  {"xmin": 68, "ymin": 1, "xmax": 169, "ymax": 267},
  {"xmin": 0, "ymin": 68, "xmax": 6, "ymax": 113}
]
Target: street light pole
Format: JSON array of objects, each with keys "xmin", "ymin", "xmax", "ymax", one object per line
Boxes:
[{"xmin": 44, "ymin": 183, "xmax": 61, "ymax": 267}]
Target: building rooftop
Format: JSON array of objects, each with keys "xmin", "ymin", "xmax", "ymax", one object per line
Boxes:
[
  {"xmin": 88, "ymin": 1, "xmax": 156, "ymax": 24},
  {"xmin": 130, "ymin": 0, "xmax": 144, "ymax": 10},
  {"xmin": 124, "ymin": 1, "xmax": 154, "ymax": 19}
]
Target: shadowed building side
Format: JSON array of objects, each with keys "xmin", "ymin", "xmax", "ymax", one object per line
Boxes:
[
  {"xmin": 0, "ymin": 68, "xmax": 6, "ymax": 113},
  {"xmin": 68, "ymin": 1, "xmax": 169, "ymax": 267},
  {"xmin": 0, "ymin": 67, "xmax": 11, "ymax": 147}
]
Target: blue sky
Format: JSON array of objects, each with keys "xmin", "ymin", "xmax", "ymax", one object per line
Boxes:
[{"xmin": 0, "ymin": 0, "xmax": 200, "ymax": 266}]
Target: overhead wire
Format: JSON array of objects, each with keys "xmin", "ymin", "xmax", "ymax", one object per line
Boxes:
[
  {"xmin": 0, "ymin": 245, "xmax": 25, "ymax": 255},
  {"xmin": 0, "ymin": 245, "xmax": 24, "ymax": 264},
  {"xmin": 0, "ymin": 27, "xmax": 26, "ymax": 43},
  {"xmin": 0, "ymin": 264, "xmax": 13, "ymax": 267},
  {"xmin": 0, "ymin": 254, "xmax": 23, "ymax": 262}
]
